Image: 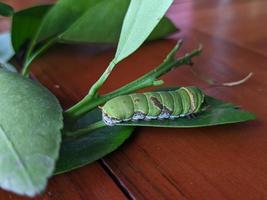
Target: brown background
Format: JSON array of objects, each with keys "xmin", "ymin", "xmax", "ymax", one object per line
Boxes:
[{"xmin": 0, "ymin": 0, "xmax": 267, "ymax": 199}]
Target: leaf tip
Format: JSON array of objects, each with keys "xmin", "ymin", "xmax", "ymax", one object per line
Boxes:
[{"xmin": 0, "ymin": 2, "xmax": 14, "ymax": 17}]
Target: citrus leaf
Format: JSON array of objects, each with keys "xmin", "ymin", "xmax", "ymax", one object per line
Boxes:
[
  {"xmin": 59, "ymin": 1, "xmax": 176, "ymax": 43},
  {"xmin": 55, "ymin": 86, "xmax": 256, "ymax": 174},
  {"xmin": 0, "ymin": 70, "xmax": 63, "ymax": 196},
  {"xmin": 28, "ymin": 0, "xmax": 176, "ymax": 48},
  {"xmin": 38, "ymin": 0, "xmax": 176, "ymax": 43},
  {"xmin": 55, "ymin": 109, "xmax": 134, "ymax": 174},
  {"xmin": 0, "ymin": 2, "xmax": 14, "ymax": 17},
  {"xmin": 114, "ymin": 0, "xmax": 174, "ymax": 62},
  {"xmin": 117, "ymin": 88, "xmax": 256, "ymax": 127},
  {"xmin": 11, "ymin": 5, "xmax": 51, "ymax": 52}
]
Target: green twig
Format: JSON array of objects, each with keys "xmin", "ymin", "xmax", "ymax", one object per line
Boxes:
[
  {"xmin": 64, "ymin": 40, "xmax": 202, "ymax": 122},
  {"xmin": 21, "ymin": 18, "xmax": 45, "ymax": 76},
  {"xmin": 86, "ymin": 60, "xmax": 117, "ymax": 99}
]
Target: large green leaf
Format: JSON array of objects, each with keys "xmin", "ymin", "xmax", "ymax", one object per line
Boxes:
[
  {"xmin": 56, "ymin": 87, "xmax": 255, "ymax": 174},
  {"xmin": 0, "ymin": 2, "xmax": 14, "ymax": 17},
  {"xmin": 31, "ymin": 0, "xmax": 176, "ymax": 46},
  {"xmin": 0, "ymin": 32, "xmax": 14, "ymax": 63},
  {"xmin": 114, "ymin": 0, "xmax": 173, "ymax": 62},
  {"xmin": 117, "ymin": 88, "xmax": 256, "ymax": 127},
  {"xmin": 0, "ymin": 70, "xmax": 63, "ymax": 196},
  {"xmin": 55, "ymin": 109, "xmax": 134, "ymax": 174},
  {"xmin": 59, "ymin": 0, "xmax": 176, "ymax": 44},
  {"xmin": 11, "ymin": 5, "xmax": 51, "ymax": 52}
]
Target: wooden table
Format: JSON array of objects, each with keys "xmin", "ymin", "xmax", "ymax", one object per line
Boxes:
[{"xmin": 1, "ymin": 0, "xmax": 267, "ymax": 199}]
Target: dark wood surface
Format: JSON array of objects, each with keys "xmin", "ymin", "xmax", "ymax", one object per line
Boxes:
[{"xmin": 1, "ymin": 0, "xmax": 267, "ymax": 199}]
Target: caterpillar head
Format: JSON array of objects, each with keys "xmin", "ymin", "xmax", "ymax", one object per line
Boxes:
[
  {"xmin": 98, "ymin": 106, "xmax": 120, "ymax": 126},
  {"xmin": 101, "ymin": 95, "xmax": 134, "ymax": 126}
]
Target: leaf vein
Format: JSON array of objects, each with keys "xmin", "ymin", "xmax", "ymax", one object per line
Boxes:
[{"xmin": 0, "ymin": 125, "xmax": 35, "ymax": 190}]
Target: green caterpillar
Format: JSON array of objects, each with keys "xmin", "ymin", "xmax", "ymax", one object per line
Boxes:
[{"xmin": 101, "ymin": 87, "xmax": 205, "ymax": 126}]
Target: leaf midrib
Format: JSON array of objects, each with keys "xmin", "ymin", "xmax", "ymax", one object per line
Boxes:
[
  {"xmin": 0, "ymin": 125, "xmax": 35, "ymax": 190},
  {"xmin": 115, "ymin": 0, "xmax": 142, "ymax": 61}
]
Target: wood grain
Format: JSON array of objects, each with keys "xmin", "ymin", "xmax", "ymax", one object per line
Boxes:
[
  {"xmin": 103, "ymin": 1, "xmax": 267, "ymax": 199},
  {"xmin": 1, "ymin": 0, "xmax": 267, "ymax": 199},
  {"xmin": 0, "ymin": 164, "xmax": 127, "ymax": 200}
]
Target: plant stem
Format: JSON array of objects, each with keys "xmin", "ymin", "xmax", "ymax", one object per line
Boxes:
[
  {"xmin": 21, "ymin": 37, "xmax": 57, "ymax": 77},
  {"xmin": 64, "ymin": 41, "xmax": 202, "ymax": 122},
  {"xmin": 21, "ymin": 20, "xmax": 45, "ymax": 76},
  {"xmin": 63, "ymin": 120, "xmax": 106, "ymax": 138},
  {"xmin": 87, "ymin": 60, "xmax": 116, "ymax": 99}
]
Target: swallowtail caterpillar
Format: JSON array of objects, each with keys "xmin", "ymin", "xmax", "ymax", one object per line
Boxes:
[{"xmin": 101, "ymin": 87, "xmax": 205, "ymax": 126}]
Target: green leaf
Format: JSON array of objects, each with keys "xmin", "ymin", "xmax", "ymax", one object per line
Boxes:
[
  {"xmin": 55, "ymin": 109, "xmax": 134, "ymax": 174},
  {"xmin": 117, "ymin": 88, "xmax": 256, "ymax": 127},
  {"xmin": 13, "ymin": 0, "xmax": 176, "ymax": 75},
  {"xmin": 0, "ymin": 70, "xmax": 63, "ymax": 196},
  {"xmin": 55, "ymin": 0, "xmax": 129, "ymax": 43},
  {"xmin": 0, "ymin": 62, "xmax": 17, "ymax": 73},
  {"xmin": 32, "ymin": 0, "xmax": 176, "ymax": 46},
  {"xmin": 0, "ymin": 2, "xmax": 14, "ymax": 17},
  {"xmin": 0, "ymin": 32, "xmax": 14, "ymax": 63},
  {"xmin": 114, "ymin": 0, "xmax": 173, "ymax": 62},
  {"xmin": 11, "ymin": 5, "xmax": 51, "ymax": 52},
  {"xmin": 147, "ymin": 17, "xmax": 177, "ymax": 41},
  {"xmin": 59, "ymin": 1, "xmax": 176, "ymax": 44}
]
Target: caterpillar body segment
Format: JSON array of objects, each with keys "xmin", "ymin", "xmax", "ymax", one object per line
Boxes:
[
  {"xmin": 129, "ymin": 93, "xmax": 147, "ymax": 120},
  {"xmin": 169, "ymin": 90, "xmax": 183, "ymax": 118},
  {"xmin": 101, "ymin": 87, "xmax": 205, "ymax": 126},
  {"xmin": 145, "ymin": 92, "xmax": 162, "ymax": 119}
]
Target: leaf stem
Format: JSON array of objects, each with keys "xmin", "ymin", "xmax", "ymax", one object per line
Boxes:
[
  {"xmin": 63, "ymin": 120, "xmax": 106, "ymax": 138},
  {"xmin": 64, "ymin": 40, "xmax": 202, "ymax": 121},
  {"xmin": 21, "ymin": 37, "xmax": 57, "ymax": 77},
  {"xmin": 87, "ymin": 60, "xmax": 117, "ymax": 99}
]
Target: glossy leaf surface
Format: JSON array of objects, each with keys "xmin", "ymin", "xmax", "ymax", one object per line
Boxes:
[
  {"xmin": 27, "ymin": 0, "xmax": 176, "ymax": 47},
  {"xmin": 0, "ymin": 2, "xmax": 14, "ymax": 17},
  {"xmin": 55, "ymin": 109, "xmax": 134, "ymax": 174},
  {"xmin": 114, "ymin": 0, "xmax": 173, "ymax": 62},
  {"xmin": 11, "ymin": 5, "xmax": 51, "ymax": 52}
]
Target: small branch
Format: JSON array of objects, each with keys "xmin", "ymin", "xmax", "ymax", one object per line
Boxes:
[
  {"xmin": 22, "ymin": 24, "xmax": 44, "ymax": 75},
  {"xmin": 86, "ymin": 60, "xmax": 117, "ymax": 99},
  {"xmin": 64, "ymin": 40, "xmax": 202, "ymax": 121}
]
